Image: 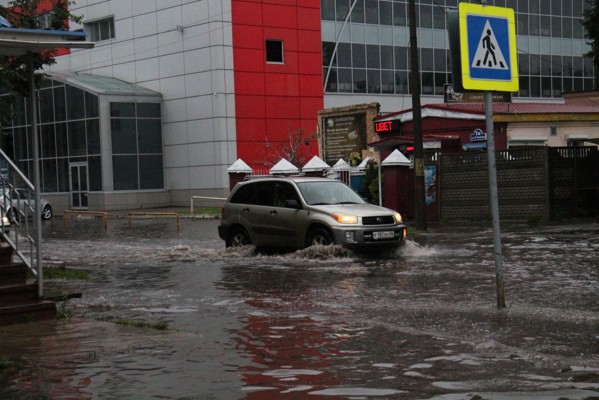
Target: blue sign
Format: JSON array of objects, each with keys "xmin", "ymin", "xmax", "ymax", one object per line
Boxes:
[
  {"xmin": 470, "ymin": 128, "xmax": 486, "ymax": 141},
  {"xmin": 459, "ymin": 3, "xmax": 518, "ymax": 92}
]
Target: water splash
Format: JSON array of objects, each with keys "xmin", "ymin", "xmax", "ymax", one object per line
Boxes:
[{"xmin": 399, "ymin": 239, "xmax": 442, "ymax": 258}]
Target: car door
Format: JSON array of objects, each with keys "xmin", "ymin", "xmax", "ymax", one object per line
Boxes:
[{"xmin": 266, "ymin": 182, "xmax": 303, "ymax": 248}]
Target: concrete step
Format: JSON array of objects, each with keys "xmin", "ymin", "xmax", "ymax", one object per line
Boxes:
[
  {"xmin": 0, "ymin": 263, "xmax": 29, "ymax": 286},
  {"xmin": 0, "ymin": 283, "xmax": 37, "ymax": 304},
  {"xmin": 0, "ymin": 300, "xmax": 56, "ymax": 325},
  {"xmin": 0, "ymin": 243, "xmax": 14, "ymax": 265}
]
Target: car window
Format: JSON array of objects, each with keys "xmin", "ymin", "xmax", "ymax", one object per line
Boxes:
[
  {"xmin": 230, "ymin": 184, "xmax": 254, "ymax": 204},
  {"xmin": 274, "ymin": 182, "xmax": 300, "ymax": 208},
  {"xmin": 230, "ymin": 182, "xmax": 276, "ymax": 206},
  {"xmin": 296, "ymin": 181, "xmax": 365, "ymax": 205}
]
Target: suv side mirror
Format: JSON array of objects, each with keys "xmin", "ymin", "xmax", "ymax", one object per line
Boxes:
[{"xmin": 285, "ymin": 199, "xmax": 301, "ymax": 209}]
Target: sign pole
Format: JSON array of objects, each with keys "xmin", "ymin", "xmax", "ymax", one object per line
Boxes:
[{"xmin": 484, "ymin": 91, "xmax": 506, "ymax": 308}]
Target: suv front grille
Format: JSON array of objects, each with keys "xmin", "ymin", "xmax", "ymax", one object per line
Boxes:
[{"xmin": 362, "ymin": 215, "xmax": 395, "ymax": 225}]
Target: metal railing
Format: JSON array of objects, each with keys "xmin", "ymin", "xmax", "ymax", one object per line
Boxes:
[
  {"xmin": 0, "ymin": 149, "xmax": 40, "ymax": 293},
  {"xmin": 63, "ymin": 210, "xmax": 109, "ymax": 231}
]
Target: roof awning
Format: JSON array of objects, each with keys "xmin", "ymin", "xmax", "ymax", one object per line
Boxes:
[{"xmin": 462, "ymin": 142, "xmax": 487, "ymax": 150}]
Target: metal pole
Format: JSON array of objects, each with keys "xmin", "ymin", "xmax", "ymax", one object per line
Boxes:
[
  {"xmin": 28, "ymin": 53, "xmax": 43, "ymax": 299},
  {"xmin": 408, "ymin": 0, "xmax": 427, "ymax": 231},
  {"xmin": 484, "ymin": 91, "xmax": 506, "ymax": 309}
]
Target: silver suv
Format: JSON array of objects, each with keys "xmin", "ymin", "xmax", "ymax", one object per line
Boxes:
[{"xmin": 218, "ymin": 176, "xmax": 407, "ymax": 251}]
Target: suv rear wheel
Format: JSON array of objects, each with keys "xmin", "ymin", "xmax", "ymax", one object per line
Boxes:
[
  {"xmin": 306, "ymin": 227, "xmax": 334, "ymax": 247},
  {"xmin": 226, "ymin": 227, "xmax": 252, "ymax": 247}
]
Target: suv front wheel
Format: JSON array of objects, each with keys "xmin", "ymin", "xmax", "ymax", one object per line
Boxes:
[
  {"xmin": 226, "ymin": 226, "xmax": 252, "ymax": 247},
  {"xmin": 306, "ymin": 227, "xmax": 334, "ymax": 247}
]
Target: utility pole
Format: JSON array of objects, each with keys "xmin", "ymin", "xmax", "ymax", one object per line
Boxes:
[{"xmin": 408, "ymin": 0, "xmax": 427, "ymax": 231}]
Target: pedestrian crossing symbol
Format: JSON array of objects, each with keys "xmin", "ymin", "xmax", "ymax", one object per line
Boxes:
[{"xmin": 459, "ymin": 3, "xmax": 518, "ymax": 92}]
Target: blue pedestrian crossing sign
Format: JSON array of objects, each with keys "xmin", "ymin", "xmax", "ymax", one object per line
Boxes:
[{"xmin": 459, "ymin": 3, "xmax": 518, "ymax": 92}]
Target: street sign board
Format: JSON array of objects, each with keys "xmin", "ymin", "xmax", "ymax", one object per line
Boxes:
[{"xmin": 459, "ymin": 3, "xmax": 518, "ymax": 92}]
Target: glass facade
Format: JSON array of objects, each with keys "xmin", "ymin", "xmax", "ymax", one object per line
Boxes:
[
  {"xmin": 322, "ymin": 0, "xmax": 595, "ymax": 98},
  {"xmin": 110, "ymin": 102, "xmax": 163, "ymax": 191},
  {"xmin": 0, "ymin": 79, "xmax": 164, "ymax": 196},
  {"xmin": 1, "ymin": 79, "xmax": 102, "ymax": 193}
]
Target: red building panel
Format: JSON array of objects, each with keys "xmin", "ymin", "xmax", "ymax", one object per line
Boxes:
[
  {"xmin": 299, "ymin": 75, "xmax": 324, "ymax": 97},
  {"xmin": 234, "ymin": 71, "xmax": 266, "ymax": 95},
  {"xmin": 232, "ymin": 25, "xmax": 264, "ymax": 49},
  {"xmin": 263, "ymin": 5, "xmax": 298, "ymax": 29},
  {"xmin": 297, "ymin": 30, "xmax": 322, "ymax": 52},
  {"xmin": 264, "ymin": 74, "xmax": 300, "ymax": 96},
  {"xmin": 234, "ymin": 94, "xmax": 266, "ymax": 118},
  {"xmin": 232, "ymin": 0, "xmax": 323, "ymax": 169},
  {"xmin": 296, "ymin": 7, "xmax": 322, "ymax": 30},
  {"xmin": 232, "ymin": 1, "xmax": 263, "ymax": 26}
]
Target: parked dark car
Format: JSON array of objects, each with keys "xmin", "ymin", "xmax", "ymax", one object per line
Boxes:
[{"xmin": 218, "ymin": 176, "xmax": 407, "ymax": 251}]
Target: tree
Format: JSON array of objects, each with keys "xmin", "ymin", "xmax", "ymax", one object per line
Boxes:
[
  {"xmin": 582, "ymin": 0, "xmax": 599, "ymax": 89},
  {"xmin": 264, "ymin": 127, "xmax": 317, "ymax": 168},
  {"xmin": 0, "ymin": 0, "xmax": 81, "ymax": 128}
]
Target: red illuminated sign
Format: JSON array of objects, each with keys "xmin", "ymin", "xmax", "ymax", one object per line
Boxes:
[{"xmin": 375, "ymin": 120, "xmax": 398, "ymax": 133}]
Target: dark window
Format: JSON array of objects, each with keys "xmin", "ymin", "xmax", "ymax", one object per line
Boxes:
[
  {"xmin": 110, "ymin": 102, "xmax": 135, "ymax": 118},
  {"xmin": 66, "ymin": 86, "xmax": 85, "ymax": 120},
  {"xmin": 379, "ymin": 1, "xmax": 392, "ymax": 25},
  {"xmin": 41, "ymin": 124, "xmax": 56, "ymax": 159},
  {"xmin": 353, "ymin": 69, "xmax": 367, "ymax": 93},
  {"xmin": 351, "ymin": 0, "xmax": 365, "ymax": 23},
  {"xmin": 138, "ymin": 119, "xmax": 162, "ymax": 154},
  {"xmin": 231, "ymin": 184, "xmax": 254, "ymax": 204},
  {"xmin": 367, "ymin": 70, "xmax": 380, "ymax": 93},
  {"xmin": 366, "ymin": 45, "xmax": 380, "ymax": 69},
  {"xmin": 365, "ymin": 0, "xmax": 378, "ymax": 24},
  {"xmin": 266, "ymin": 40, "xmax": 284, "ymax": 63},
  {"xmin": 68, "ymin": 120, "xmax": 86, "ymax": 156},
  {"xmin": 322, "ymin": 0, "xmax": 335, "ymax": 20},
  {"xmin": 89, "ymin": 156, "xmax": 102, "ymax": 191},
  {"xmin": 87, "ymin": 119, "xmax": 101, "ymax": 155},
  {"xmin": 53, "ymin": 86, "xmax": 66, "ymax": 122},
  {"xmin": 393, "ymin": 1, "xmax": 407, "ymax": 26},
  {"xmin": 42, "ymin": 159, "xmax": 57, "ymax": 192},
  {"xmin": 352, "ymin": 43, "xmax": 366, "ymax": 68},
  {"xmin": 111, "ymin": 119, "xmax": 137, "ymax": 154},
  {"xmin": 335, "ymin": 0, "xmax": 349, "ymax": 21},
  {"xmin": 139, "ymin": 155, "xmax": 163, "ymax": 190},
  {"xmin": 323, "ymin": 42, "xmax": 336, "ymax": 67},
  {"xmin": 112, "ymin": 155, "xmax": 138, "ymax": 190}
]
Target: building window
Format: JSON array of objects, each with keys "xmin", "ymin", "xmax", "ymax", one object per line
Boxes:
[
  {"xmin": 110, "ymin": 102, "xmax": 163, "ymax": 191},
  {"xmin": 85, "ymin": 17, "xmax": 115, "ymax": 42},
  {"xmin": 265, "ymin": 40, "xmax": 284, "ymax": 63}
]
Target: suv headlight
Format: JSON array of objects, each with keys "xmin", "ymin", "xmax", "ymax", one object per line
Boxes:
[
  {"xmin": 332, "ymin": 212, "xmax": 358, "ymax": 224},
  {"xmin": 393, "ymin": 211, "xmax": 403, "ymax": 223}
]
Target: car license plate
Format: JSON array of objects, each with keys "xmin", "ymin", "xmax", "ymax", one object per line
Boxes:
[{"xmin": 373, "ymin": 231, "xmax": 394, "ymax": 240}]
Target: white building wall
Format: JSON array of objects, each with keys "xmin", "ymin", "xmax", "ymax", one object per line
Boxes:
[{"xmin": 48, "ymin": 0, "xmax": 237, "ymax": 203}]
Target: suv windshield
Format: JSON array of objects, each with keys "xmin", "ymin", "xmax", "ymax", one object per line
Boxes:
[{"xmin": 296, "ymin": 181, "xmax": 365, "ymax": 206}]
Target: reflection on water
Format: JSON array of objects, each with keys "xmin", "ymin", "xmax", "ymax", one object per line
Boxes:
[{"xmin": 0, "ymin": 219, "xmax": 598, "ymax": 399}]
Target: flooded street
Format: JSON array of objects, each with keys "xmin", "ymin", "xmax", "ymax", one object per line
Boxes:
[{"xmin": 0, "ymin": 217, "xmax": 598, "ymax": 399}]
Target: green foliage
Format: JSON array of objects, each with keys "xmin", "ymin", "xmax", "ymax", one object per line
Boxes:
[
  {"xmin": 582, "ymin": 0, "xmax": 599, "ymax": 88},
  {"xmin": 115, "ymin": 319, "xmax": 170, "ymax": 331},
  {"xmin": 44, "ymin": 266, "xmax": 90, "ymax": 281},
  {"xmin": 362, "ymin": 159, "xmax": 381, "ymax": 204},
  {"xmin": 0, "ymin": 355, "xmax": 15, "ymax": 369},
  {"xmin": 0, "ymin": 0, "xmax": 82, "ymax": 129}
]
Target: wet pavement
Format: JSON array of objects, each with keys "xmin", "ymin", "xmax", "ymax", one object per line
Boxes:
[{"xmin": 0, "ymin": 216, "xmax": 598, "ymax": 399}]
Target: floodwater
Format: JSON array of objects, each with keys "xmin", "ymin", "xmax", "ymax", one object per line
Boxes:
[{"xmin": 0, "ymin": 217, "xmax": 598, "ymax": 399}]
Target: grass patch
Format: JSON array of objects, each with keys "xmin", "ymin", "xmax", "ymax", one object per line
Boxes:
[
  {"xmin": 115, "ymin": 319, "xmax": 169, "ymax": 331},
  {"xmin": 44, "ymin": 266, "xmax": 90, "ymax": 281},
  {"xmin": 0, "ymin": 356, "xmax": 15, "ymax": 369}
]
